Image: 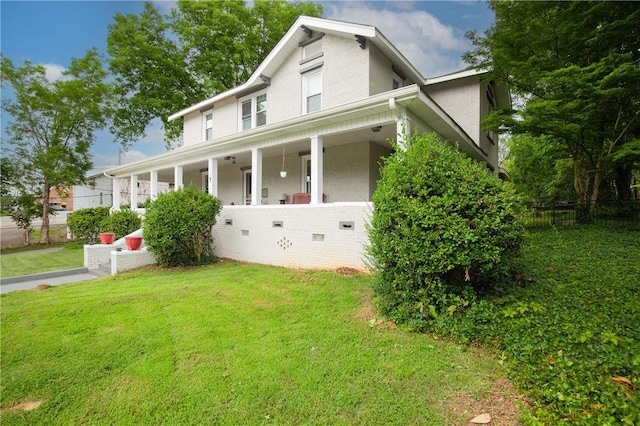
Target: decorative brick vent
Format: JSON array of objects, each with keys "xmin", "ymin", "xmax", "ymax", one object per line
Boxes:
[{"xmin": 277, "ymin": 237, "xmax": 293, "ymax": 250}]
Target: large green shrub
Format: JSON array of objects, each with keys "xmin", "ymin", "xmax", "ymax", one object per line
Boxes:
[
  {"xmin": 367, "ymin": 133, "xmax": 524, "ymax": 330},
  {"xmin": 99, "ymin": 208, "xmax": 142, "ymax": 239},
  {"xmin": 143, "ymin": 185, "xmax": 222, "ymax": 267},
  {"xmin": 67, "ymin": 207, "xmax": 110, "ymax": 242}
]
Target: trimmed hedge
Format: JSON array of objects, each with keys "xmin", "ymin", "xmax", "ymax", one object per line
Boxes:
[
  {"xmin": 99, "ymin": 209, "xmax": 141, "ymax": 240},
  {"xmin": 367, "ymin": 133, "xmax": 524, "ymax": 330},
  {"xmin": 67, "ymin": 207, "xmax": 110, "ymax": 242},
  {"xmin": 143, "ymin": 186, "xmax": 222, "ymax": 267}
]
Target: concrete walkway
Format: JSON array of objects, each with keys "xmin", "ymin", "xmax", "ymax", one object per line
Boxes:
[{"xmin": 0, "ymin": 268, "xmax": 104, "ymax": 294}]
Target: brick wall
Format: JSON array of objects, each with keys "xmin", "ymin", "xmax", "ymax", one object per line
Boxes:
[{"xmin": 212, "ymin": 203, "xmax": 372, "ymax": 270}]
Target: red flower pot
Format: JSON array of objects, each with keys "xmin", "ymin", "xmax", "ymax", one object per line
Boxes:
[
  {"xmin": 99, "ymin": 233, "xmax": 115, "ymax": 245},
  {"xmin": 125, "ymin": 236, "xmax": 143, "ymax": 251}
]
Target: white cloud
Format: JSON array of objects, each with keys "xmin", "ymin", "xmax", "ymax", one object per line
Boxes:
[
  {"xmin": 42, "ymin": 63, "xmax": 67, "ymax": 82},
  {"xmin": 323, "ymin": 2, "xmax": 471, "ymax": 77},
  {"xmin": 151, "ymin": 0, "xmax": 178, "ymax": 14}
]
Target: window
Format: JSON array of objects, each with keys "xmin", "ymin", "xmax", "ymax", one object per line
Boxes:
[
  {"xmin": 203, "ymin": 111, "xmax": 213, "ymax": 140},
  {"xmin": 239, "ymin": 93, "xmax": 267, "ymax": 131},
  {"xmin": 304, "ymin": 70, "xmax": 321, "ymax": 113},
  {"xmin": 392, "ymin": 70, "xmax": 404, "ymax": 90}
]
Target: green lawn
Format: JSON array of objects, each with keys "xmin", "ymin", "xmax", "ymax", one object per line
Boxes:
[
  {"xmin": 0, "ymin": 261, "xmax": 519, "ymax": 425},
  {"xmin": 1, "ymin": 246, "xmax": 84, "ymax": 278}
]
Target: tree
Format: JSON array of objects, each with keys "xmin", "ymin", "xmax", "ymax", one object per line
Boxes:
[
  {"xmin": 0, "ymin": 156, "xmax": 18, "ymax": 213},
  {"xmin": 465, "ymin": 1, "xmax": 640, "ymax": 206},
  {"xmin": 9, "ymin": 193, "xmax": 43, "ymax": 246},
  {"xmin": 107, "ymin": 0, "xmax": 323, "ymax": 150},
  {"xmin": 1, "ymin": 50, "xmax": 112, "ymax": 244},
  {"xmin": 504, "ymin": 134, "xmax": 575, "ymax": 203}
]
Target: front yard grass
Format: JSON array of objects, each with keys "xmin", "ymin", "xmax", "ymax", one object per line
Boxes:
[
  {"xmin": 1, "ymin": 245, "xmax": 84, "ymax": 278},
  {"xmin": 0, "ymin": 261, "xmax": 519, "ymax": 425}
]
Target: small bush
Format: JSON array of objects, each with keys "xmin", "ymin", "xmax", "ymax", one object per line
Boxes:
[
  {"xmin": 99, "ymin": 209, "xmax": 142, "ymax": 240},
  {"xmin": 67, "ymin": 207, "xmax": 110, "ymax": 242},
  {"xmin": 367, "ymin": 133, "xmax": 524, "ymax": 330},
  {"xmin": 143, "ymin": 185, "xmax": 222, "ymax": 267}
]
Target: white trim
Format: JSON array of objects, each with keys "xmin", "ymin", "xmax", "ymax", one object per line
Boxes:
[{"xmin": 426, "ymin": 68, "xmax": 486, "ymax": 85}]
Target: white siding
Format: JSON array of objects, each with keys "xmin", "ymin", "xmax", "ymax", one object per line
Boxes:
[
  {"xmin": 322, "ymin": 34, "xmax": 369, "ymax": 109},
  {"xmin": 425, "ymin": 78, "xmax": 481, "ymax": 144},
  {"xmin": 268, "ymin": 44, "xmax": 304, "ymax": 122},
  {"xmin": 368, "ymin": 43, "xmax": 393, "ymax": 96},
  {"xmin": 182, "ymin": 110, "xmax": 201, "ymax": 147}
]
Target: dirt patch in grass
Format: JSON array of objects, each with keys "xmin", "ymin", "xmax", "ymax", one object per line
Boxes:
[
  {"xmin": 446, "ymin": 377, "xmax": 529, "ymax": 425},
  {"xmin": 335, "ymin": 266, "xmax": 368, "ymax": 276},
  {"xmin": 355, "ymin": 290, "xmax": 397, "ymax": 330},
  {"xmin": 34, "ymin": 284, "xmax": 52, "ymax": 291},
  {"xmin": 5, "ymin": 400, "xmax": 43, "ymax": 412}
]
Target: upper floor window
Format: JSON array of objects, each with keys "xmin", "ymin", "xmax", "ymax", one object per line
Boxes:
[
  {"xmin": 203, "ymin": 111, "xmax": 213, "ymax": 141},
  {"xmin": 392, "ymin": 69, "xmax": 404, "ymax": 90},
  {"xmin": 240, "ymin": 92, "xmax": 267, "ymax": 130},
  {"xmin": 303, "ymin": 70, "xmax": 322, "ymax": 113}
]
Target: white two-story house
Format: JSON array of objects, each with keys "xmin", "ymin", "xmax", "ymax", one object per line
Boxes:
[{"xmin": 102, "ymin": 16, "xmax": 509, "ymax": 271}]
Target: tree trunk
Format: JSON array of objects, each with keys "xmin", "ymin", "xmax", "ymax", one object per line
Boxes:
[
  {"xmin": 590, "ymin": 161, "xmax": 603, "ymax": 213},
  {"xmin": 39, "ymin": 181, "xmax": 51, "ymax": 244},
  {"xmin": 573, "ymin": 157, "xmax": 590, "ymax": 204}
]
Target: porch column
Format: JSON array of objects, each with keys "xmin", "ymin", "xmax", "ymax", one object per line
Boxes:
[
  {"xmin": 393, "ymin": 105, "xmax": 411, "ymax": 149},
  {"xmin": 130, "ymin": 174, "xmax": 138, "ymax": 209},
  {"xmin": 251, "ymin": 149, "xmax": 262, "ymax": 205},
  {"xmin": 207, "ymin": 158, "xmax": 218, "ymax": 197},
  {"xmin": 150, "ymin": 170, "xmax": 158, "ymax": 200},
  {"xmin": 174, "ymin": 165, "xmax": 183, "ymax": 189},
  {"xmin": 112, "ymin": 177, "xmax": 121, "ymax": 211},
  {"xmin": 310, "ymin": 135, "xmax": 324, "ymax": 204}
]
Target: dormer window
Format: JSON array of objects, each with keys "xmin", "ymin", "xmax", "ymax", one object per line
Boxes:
[{"xmin": 239, "ymin": 92, "xmax": 267, "ymax": 130}]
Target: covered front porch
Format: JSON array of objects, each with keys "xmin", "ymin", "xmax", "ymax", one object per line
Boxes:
[{"xmin": 102, "ymin": 86, "xmax": 483, "ymax": 270}]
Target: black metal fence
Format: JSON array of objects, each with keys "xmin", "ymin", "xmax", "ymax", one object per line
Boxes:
[{"xmin": 524, "ymin": 201, "xmax": 640, "ymax": 228}]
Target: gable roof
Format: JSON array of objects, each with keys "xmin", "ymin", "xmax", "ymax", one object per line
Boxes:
[{"xmin": 168, "ymin": 16, "xmax": 426, "ymax": 121}]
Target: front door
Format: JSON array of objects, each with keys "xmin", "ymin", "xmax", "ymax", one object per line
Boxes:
[{"xmin": 243, "ymin": 169, "xmax": 252, "ymax": 205}]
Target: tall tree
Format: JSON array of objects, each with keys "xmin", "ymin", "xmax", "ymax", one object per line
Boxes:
[
  {"xmin": 107, "ymin": 0, "xmax": 323, "ymax": 150},
  {"xmin": 465, "ymin": 1, "xmax": 640, "ymax": 205},
  {"xmin": 504, "ymin": 134, "xmax": 575, "ymax": 203},
  {"xmin": 1, "ymin": 50, "xmax": 112, "ymax": 244}
]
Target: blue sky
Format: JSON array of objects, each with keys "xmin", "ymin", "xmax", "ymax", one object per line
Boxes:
[{"xmin": 1, "ymin": 0, "xmax": 494, "ymax": 168}]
